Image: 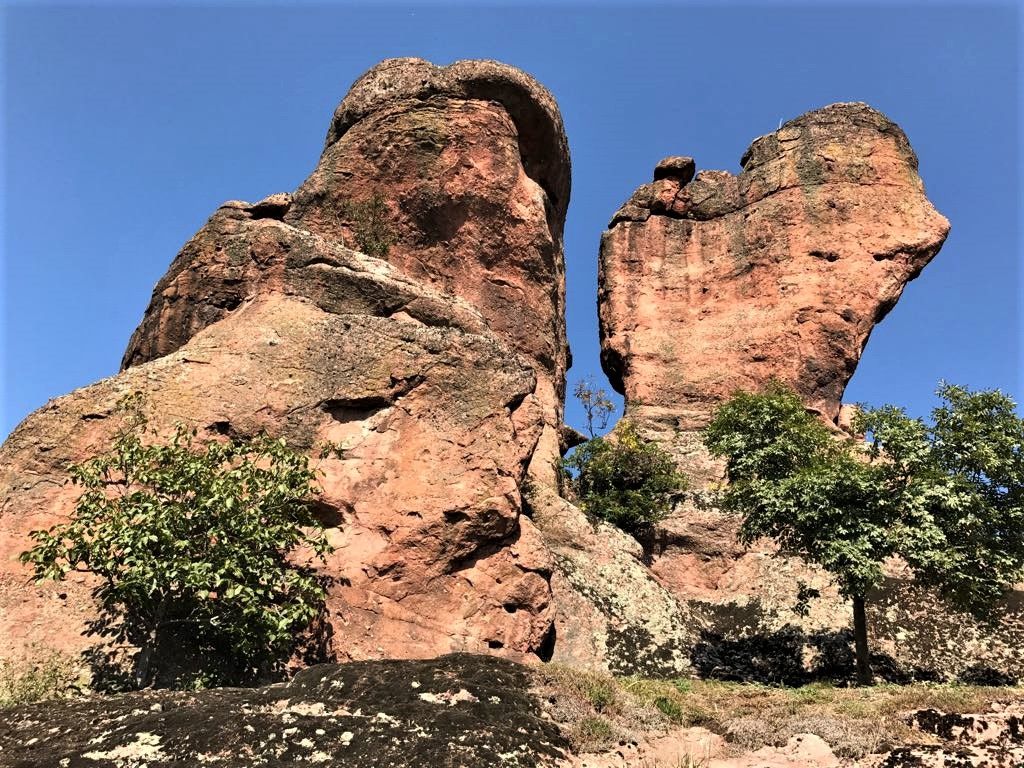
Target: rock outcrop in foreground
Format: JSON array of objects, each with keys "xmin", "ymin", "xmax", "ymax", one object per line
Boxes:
[
  {"xmin": 0, "ymin": 58, "xmax": 573, "ymax": 670},
  {"xmin": 3, "ymin": 654, "xmax": 1022, "ymax": 767}
]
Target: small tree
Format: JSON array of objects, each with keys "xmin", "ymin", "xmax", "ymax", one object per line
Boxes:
[
  {"xmin": 574, "ymin": 377, "xmax": 616, "ymax": 438},
  {"xmin": 563, "ymin": 419, "xmax": 687, "ymax": 539},
  {"xmin": 20, "ymin": 397, "xmax": 334, "ymax": 688},
  {"xmin": 703, "ymin": 381, "xmax": 1024, "ymax": 685}
]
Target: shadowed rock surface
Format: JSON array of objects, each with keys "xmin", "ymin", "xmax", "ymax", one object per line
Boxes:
[{"xmin": 0, "ymin": 654, "xmax": 568, "ymax": 768}]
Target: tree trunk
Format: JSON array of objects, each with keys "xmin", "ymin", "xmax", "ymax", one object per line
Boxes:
[
  {"xmin": 133, "ymin": 598, "xmax": 168, "ymax": 689},
  {"xmin": 852, "ymin": 594, "xmax": 873, "ymax": 686}
]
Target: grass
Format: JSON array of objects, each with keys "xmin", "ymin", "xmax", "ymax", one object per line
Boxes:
[
  {"xmin": 0, "ymin": 648, "xmax": 83, "ymax": 709},
  {"xmin": 534, "ymin": 664, "xmax": 1024, "ymax": 759}
]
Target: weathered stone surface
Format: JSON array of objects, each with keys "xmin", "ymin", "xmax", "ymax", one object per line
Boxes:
[
  {"xmin": 596, "ymin": 103, "xmax": 1024, "ymax": 683},
  {"xmin": 527, "ymin": 484, "xmax": 701, "ymax": 677},
  {"xmin": 1, "ymin": 58, "xmax": 575, "ymax": 673},
  {"xmin": 125, "ymin": 57, "xmax": 570, "ymax": 429},
  {"xmin": 1, "ymin": 222, "xmax": 553, "ymax": 668},
  {"xmin": 864, "ymin": 705, "xmax": 1024, "ymax": 767},
  {"xmin": 0, "ymin": 654, "xmax": 569, "ymax": 767},
  {"xmin": 600, "ymin": 103, "xmax": 950, "ymax": 451},
  {"xmin": 122, "ymin": 55, "xmax": 571, "ymax": 503}
]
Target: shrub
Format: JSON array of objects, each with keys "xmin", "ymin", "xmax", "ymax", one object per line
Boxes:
[
  {"xmin": 563, "ymin": 420, "xmax": 687, "ymax": 538},
  {"xmin": 20, "ymin": 395, "xmax": 334, "ymax": 688},
  {"xmin": 341, "ymin": 192, "xmax": 396, "ymax": 258},
  {"xmin": 0, "ymin": 648, "xmax": 81, "ymax": 709}
]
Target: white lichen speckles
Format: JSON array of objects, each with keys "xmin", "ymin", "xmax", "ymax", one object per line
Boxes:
[
  {"xmin": 81, "ymin": 731, "xmax": 167, "ymax": 764},
  {"xmin": 340, "ymin": 731, "xmax": 354, "ymax": 746},
  {"xmin": 417, "ymin": 688, "xmax": 480, "ymax": 706}
]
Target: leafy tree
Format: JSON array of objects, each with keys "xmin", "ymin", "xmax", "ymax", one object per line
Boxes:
[
  {"xmin": 563, "ymin": 419, "xmax": 687, "ymax": 538},
  {"xmin": 703, "ymin": 381, "xmax": 1024, "ymax": 685},
  {"xmin": 21, "ymin": 396, "xmax": 335, "ymax": 688}
]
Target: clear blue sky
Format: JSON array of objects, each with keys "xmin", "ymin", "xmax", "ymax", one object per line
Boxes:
[{"xmin": 2, "ymin": 1, "xmax": 1020, "ymax": 439}]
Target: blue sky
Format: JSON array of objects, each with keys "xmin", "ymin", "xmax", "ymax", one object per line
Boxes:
[{"xmin": 1, "ymin": 1, "xmax": 1020, "ymax": 439}]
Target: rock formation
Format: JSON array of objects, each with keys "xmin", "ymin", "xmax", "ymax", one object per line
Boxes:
[
  {"xmin": 0, "ymin": 58, "xmax": 571, "ymax": 670},
  {"xmin": 599, "ymin": 102, "xmax": 950, "ymax": 481},
  {"xmin": 123, "ymin": 57, "xmax": 571, "ymax": 487},
  {"xmin": 599, "ymin": 103, "xmax": 1024, "ymax": 681}
]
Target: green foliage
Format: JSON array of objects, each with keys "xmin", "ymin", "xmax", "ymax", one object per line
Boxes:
[
  {"xmin": 342, "ymin": 192, "xmax": 396, "ymax": 258},
  {"xmin": 703, "ymin": 382, "xmax": 888, "ymax": 600},
  {"xmin": 856, "ymin": 382, "xmax": 1024, "ymax": 610},
  {"xmin": 20, "ymin": 395, "xmax": 334, "ymax": 687},
  {"xmin": 563, "ymin": 420, "xmax": 687, "ymax": 537},
  {"xmin": 703, "ymin": 380, "xmax": 1024, "ymax": 613}
]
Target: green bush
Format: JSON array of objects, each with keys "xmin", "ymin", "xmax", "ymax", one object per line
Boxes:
[
  {"xmin": 0, "ymin": 648, "xmax": 81, "ymax": 709},
  {"xmin": 563, "ymin": 420, "xmax": 687, "ymax": 537},
  {"xmin": 20, "ymin": 395, "xmax": 334, "ymax": 688}
]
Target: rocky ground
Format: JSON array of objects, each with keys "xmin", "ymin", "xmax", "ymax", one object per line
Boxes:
[{"xmin": 2, "ymin": 654, "xmax": 1022, "ymax": 767}]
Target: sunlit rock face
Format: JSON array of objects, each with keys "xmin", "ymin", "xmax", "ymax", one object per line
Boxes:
[
  {"xmin": 599, "ymin": 102, "xmax": 949, "ymax": 480},
  {"xmin": 1, "ymin": 58, "xmax": 570, "ymax": 669},
  {"xmin": 596, "ymin": 104, "xmax": 1024, "ymax": 685}
]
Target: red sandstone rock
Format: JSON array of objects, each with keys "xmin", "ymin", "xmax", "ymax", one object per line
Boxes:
[
  {"xmin": 597, "ymin": 104, "xmax": 1024, "ymax": 683},
  {"xmin": 1, "ymin": 59, "xmax": 569, "ymax": 670},
  {"xmin": 600, "ymin": 103, "xmax": 950, "ymax": 440}
]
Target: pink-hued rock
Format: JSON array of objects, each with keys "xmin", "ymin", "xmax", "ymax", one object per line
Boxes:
[
  {"xmin": 0, "ymin": 276, "xmax": 554, "ymax": 665},
  {"xmin": 599, "ymin": 103, "xmax": 950, "ymax": 445},
  {"xmin": 0, "ymin": 58, "xmax": 570, "ymax": 671},
  {"xmin": 596, "ymin": 103, "xmax": 1024, "ymax": 683},
  {"xmin": 123, "ymin": 58, "xmax": 570, "ymax": 451}
]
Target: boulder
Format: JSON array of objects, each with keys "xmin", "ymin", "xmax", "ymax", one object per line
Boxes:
[{"xmin": 0, "ymin": 654, "xmax": 569, "ymax": 767}]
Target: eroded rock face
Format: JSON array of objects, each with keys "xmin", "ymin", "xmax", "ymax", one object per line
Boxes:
[
  {"xmin": 0, "ymin": 58, "xmax": 569, "ymax": 670},
  {"xmin": 124, "ymin": 58, "xmax": 570, "ymax": 439},
  {"xmin": 599, "ymin": 103, "xmax": 950, "ymax": 459},
  {"xmin": 596, "ymin": 104, "xmax": 1024, "ymax": 683}
]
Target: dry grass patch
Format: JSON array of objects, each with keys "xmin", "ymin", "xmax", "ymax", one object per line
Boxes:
[
  {"xmin": 0, "ymin": 648, "xmax": 84, "ymax": 709},
  {"xmin": 534, "ymin": 665, "xmax": 1024, "ymax": 759}
]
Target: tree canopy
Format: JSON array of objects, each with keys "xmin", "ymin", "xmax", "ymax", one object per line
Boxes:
[{"xmin": 703, "ymin": 381, "xmax": 1024, "ymax": 683}]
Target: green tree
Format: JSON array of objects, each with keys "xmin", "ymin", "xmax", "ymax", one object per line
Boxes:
[
  {"xmin": 703, "ymin": 381, "xmax": 1024, "ymax": 685},
  {"xmin": 563, "ymin": 419, "xmax": 687, "ymax": 539},
  {"xmin": 20, "ymin": 396, "xmax": 335, "ymax": 688}
]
